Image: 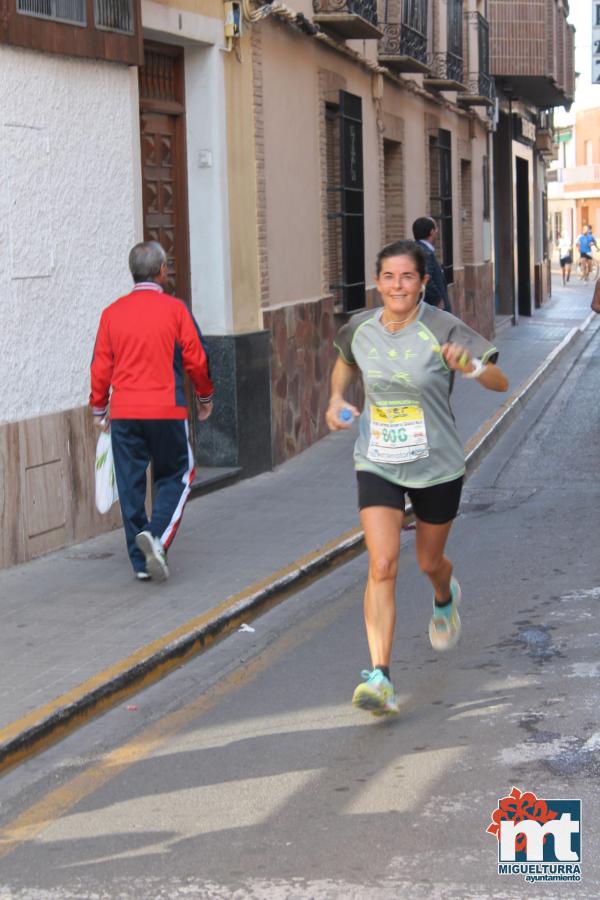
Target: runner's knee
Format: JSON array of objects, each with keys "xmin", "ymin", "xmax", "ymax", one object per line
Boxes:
[{"xmin": 369, "ymin": 556, "xmax": 398, "ymax": 583}]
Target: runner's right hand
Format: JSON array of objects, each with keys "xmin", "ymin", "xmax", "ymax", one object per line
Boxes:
[{"xmin": 326, "ymin": 399, "xmax": 359, "ymax": 431}]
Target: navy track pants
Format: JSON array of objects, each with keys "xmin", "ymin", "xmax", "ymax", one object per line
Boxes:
[{"xmin": 111, "ymin": 419, "xmax": 195, "ymax": 574}]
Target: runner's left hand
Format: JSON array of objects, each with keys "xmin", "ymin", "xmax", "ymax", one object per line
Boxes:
[{"xmin": 441, "ymin": 343, "xmax": 474, "ymax": 373}]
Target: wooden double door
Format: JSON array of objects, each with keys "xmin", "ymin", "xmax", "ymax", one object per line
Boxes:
[{"xmin": 139, "ymin": 41, "xmax": 190, "ymax": 304}]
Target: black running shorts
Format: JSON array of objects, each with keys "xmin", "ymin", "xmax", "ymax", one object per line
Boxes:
[{"xmin": 357, "ymin": 470, "xmax": 463, "ymax": 524}]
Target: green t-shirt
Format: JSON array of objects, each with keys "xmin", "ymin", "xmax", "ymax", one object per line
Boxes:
[{"xmin": 334, "ymin": 303, "xmax": 498, "ymax": 488}]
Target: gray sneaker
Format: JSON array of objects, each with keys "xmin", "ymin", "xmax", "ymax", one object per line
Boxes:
[
  {"xmin": 135, "ymin": 531, "xmax": 169, "ymax": 583},
  {"xmin": 429, "ymin": 576, "xmax": 462, "ymax": 651}
]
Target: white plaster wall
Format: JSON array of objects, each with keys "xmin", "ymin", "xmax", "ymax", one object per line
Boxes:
[
  {"xmin": 0, "ymin": 46, "xmax": 140, "ymax": 424},
  {"xmin": 185, "ymin": 45, "xmax": 233, "ymax": 334}
]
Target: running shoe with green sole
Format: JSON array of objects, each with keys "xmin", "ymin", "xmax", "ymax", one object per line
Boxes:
[
  {"xmin": 352, "ymin": 669, "xmax": 399, "ymax": 716},
  {"xmin": 429, "ymin": 576, "xmax": 462, "ymax": 651}
]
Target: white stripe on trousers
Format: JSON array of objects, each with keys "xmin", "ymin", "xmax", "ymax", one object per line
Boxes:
[{"xmin": 160, "ymin": 420, "xmax": 195, "ymax": 548}]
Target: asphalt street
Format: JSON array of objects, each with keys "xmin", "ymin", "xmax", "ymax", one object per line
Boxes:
[{"xmin": 1, "ymin": 327, "xmax": 599, "ymax": 899}]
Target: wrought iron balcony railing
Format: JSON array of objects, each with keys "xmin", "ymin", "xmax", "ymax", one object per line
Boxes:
[
  {"xmin": 457, "ymin": 71, "xmax": 495, "ymax": 106},
  {"xmin": 313, "ymin": 0, "xmax": 382, "ymax": 39},
  {"xmin": 378, "ymin": 21, "xmax": 429, "ymax": 72},
  {"xmin": 424, "ymin": 51, "xmax": 464, "ymax": 90}
]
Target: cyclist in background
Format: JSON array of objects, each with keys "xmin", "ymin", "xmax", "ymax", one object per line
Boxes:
[{"xmin": 576, "ymin": 225, "xmax": 598, "ymax": 282}]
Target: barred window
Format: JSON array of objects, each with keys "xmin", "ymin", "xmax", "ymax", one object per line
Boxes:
[
  {"xmin": 17, "ymin": 0, "xmax": 85, "ymax": 26},
  {"xmin": 94, "ymin": 0, "xmax": 134, "ymax": 33},
  {"xmin": 17, "ymin": 0, "xmax": 134, "ymax": 32}
]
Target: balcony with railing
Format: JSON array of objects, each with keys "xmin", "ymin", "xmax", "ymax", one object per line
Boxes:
[
  {"xmin": 457, "ymin": 11, "xmax": 494, "ymax": 107},
  {"xmin": 488, "ymin": 0, "xmax": 575, "ymax": 109},
  {"xmin": 423, "ymin": 0, "xmax": 465, "ymax": 91},
  {"xmin": 377, "ymin": 0, "xmax": 429, "ymax": 74},
  {"xmin": 458, "ymin": 72, "xmax": 495, "ymax": 106},
  {"xmin": 535, "ymin": 112, "xmax": 555, "ymax": 157},
  {"xmin": 552, "ymin": 165, "xmax": 600, "ymax": 185},
  {"xmin": 313, "ymin": 0, "xmax": 382, "ymax": 40},
  {"xmin": 424, "ymin": 51, "xmax": 465, "ymax": 91}
]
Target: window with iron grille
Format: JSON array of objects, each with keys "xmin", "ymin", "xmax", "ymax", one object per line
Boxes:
[
  {"xmin": 403, "ymin": 0, "xmax": 427, "ymax": 35},
  {"xmin": 16, "ymin": 0, "xmax": 133, "ymax": 31},
  {"xmin": 325, "ymin": 91, "xmax": 366, "ymax": 313},
  {"xmin": 477, "ymin": 12, "xmax": 489, "ymax": 76},
  {"xmin": 11, "ymin": 0, "xmax": 141, "ymax": 62},
  {"xmin": 94, "ymin": 0, "xmax": 133, "ymax": 33},
  {"xmin": 447, "ymin": 0, "xmax": 463, "ymax": 58},
  {"xmin": 326, "ymin": 105, "xmax": 344, "ymax": 310},
  {"xmin": 17, "ymin": 0, "xmax": 85, "ymax": 26},
  {"xmin": 429, "ymin": 129, "xmax": 453, "ymax": 284}
]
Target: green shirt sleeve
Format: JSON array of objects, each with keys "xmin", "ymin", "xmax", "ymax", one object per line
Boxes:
[
  {"xmin": 333, "ymin": 321, "xmax": 357, "ymax": 365},
  {"xmin": 447, "ymin": 318, "xmax": 499, "ymax": 365}
]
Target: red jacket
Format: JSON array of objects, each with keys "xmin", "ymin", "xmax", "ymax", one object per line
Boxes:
[{"xmin": 90, "ymin": 284, "xmax": 213, "ymax": 420}]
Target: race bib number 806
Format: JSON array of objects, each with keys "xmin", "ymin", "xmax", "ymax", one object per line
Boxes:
[{"xmin": 367, "ymin": 403, "xmax": 429, "ymax": 464}]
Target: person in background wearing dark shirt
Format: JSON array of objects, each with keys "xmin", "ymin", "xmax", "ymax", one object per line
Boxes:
[{"xmin": 412, "ymin": 216, "xmax": 451, "ymax": 312}]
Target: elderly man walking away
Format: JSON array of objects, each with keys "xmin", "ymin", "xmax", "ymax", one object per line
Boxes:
[
  {"xmin": 412, "ymin": 216, "xmax": 451, "ymax": 312},
  {"xmin": 90, "ymin": 241, "xmax": 214, "ymax": 582}
]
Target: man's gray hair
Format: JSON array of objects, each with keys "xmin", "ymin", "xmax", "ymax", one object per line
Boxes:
[{"xmin": 129, "ymin": 241, "xmax": 167, "ymax": 283}]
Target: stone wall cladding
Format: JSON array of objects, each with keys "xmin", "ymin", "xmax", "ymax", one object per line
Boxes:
[
  {"xmin": 450, "ymin": 262, "xmax": 495, "ymax": 340},
  {"xmin": 265, "ymin": 285, "xmax": 382, "ymax": 466},
  {"xmin": 264, "ymin": 296, "xmax": 337, "ymax": 466}
]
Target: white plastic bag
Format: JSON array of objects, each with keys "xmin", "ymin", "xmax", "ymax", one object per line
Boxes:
[{"xmin": 95, "ymin": 430, "xmax": 119, "ymax": 514}]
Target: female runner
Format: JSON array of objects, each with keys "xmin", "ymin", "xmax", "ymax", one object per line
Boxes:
[{"xmin": 326, "ymin": 240, "xmax": 508, "ymax": 715}]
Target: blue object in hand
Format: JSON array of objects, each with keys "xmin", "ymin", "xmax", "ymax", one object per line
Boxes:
[{"xmin": 339, "ymin": 408, "xmax": 353, "ymax": 423}]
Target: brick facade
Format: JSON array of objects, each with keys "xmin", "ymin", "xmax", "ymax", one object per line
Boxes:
[
  {"xmin": 383, "ymin": 139, "xmax": 405, "ymax": 245},
  {"xmin": 460, "ymin": 158, "xmax": 474, "ymax": 264}
]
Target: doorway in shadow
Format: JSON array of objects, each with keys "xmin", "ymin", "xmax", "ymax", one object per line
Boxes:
[{"xmin": 516, "ymin": 156, "xmax": 531, "ymax": 317}]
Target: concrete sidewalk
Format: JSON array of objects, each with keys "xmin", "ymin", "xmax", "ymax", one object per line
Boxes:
[{"xmin": 1, "ymin": 274, "xmax": 597, "ymax": 770}]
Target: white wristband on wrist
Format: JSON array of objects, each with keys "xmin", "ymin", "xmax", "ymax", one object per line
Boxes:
[{"xmin": 462, "ymin": 357, "xmax": 485, "ymax": 379}]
